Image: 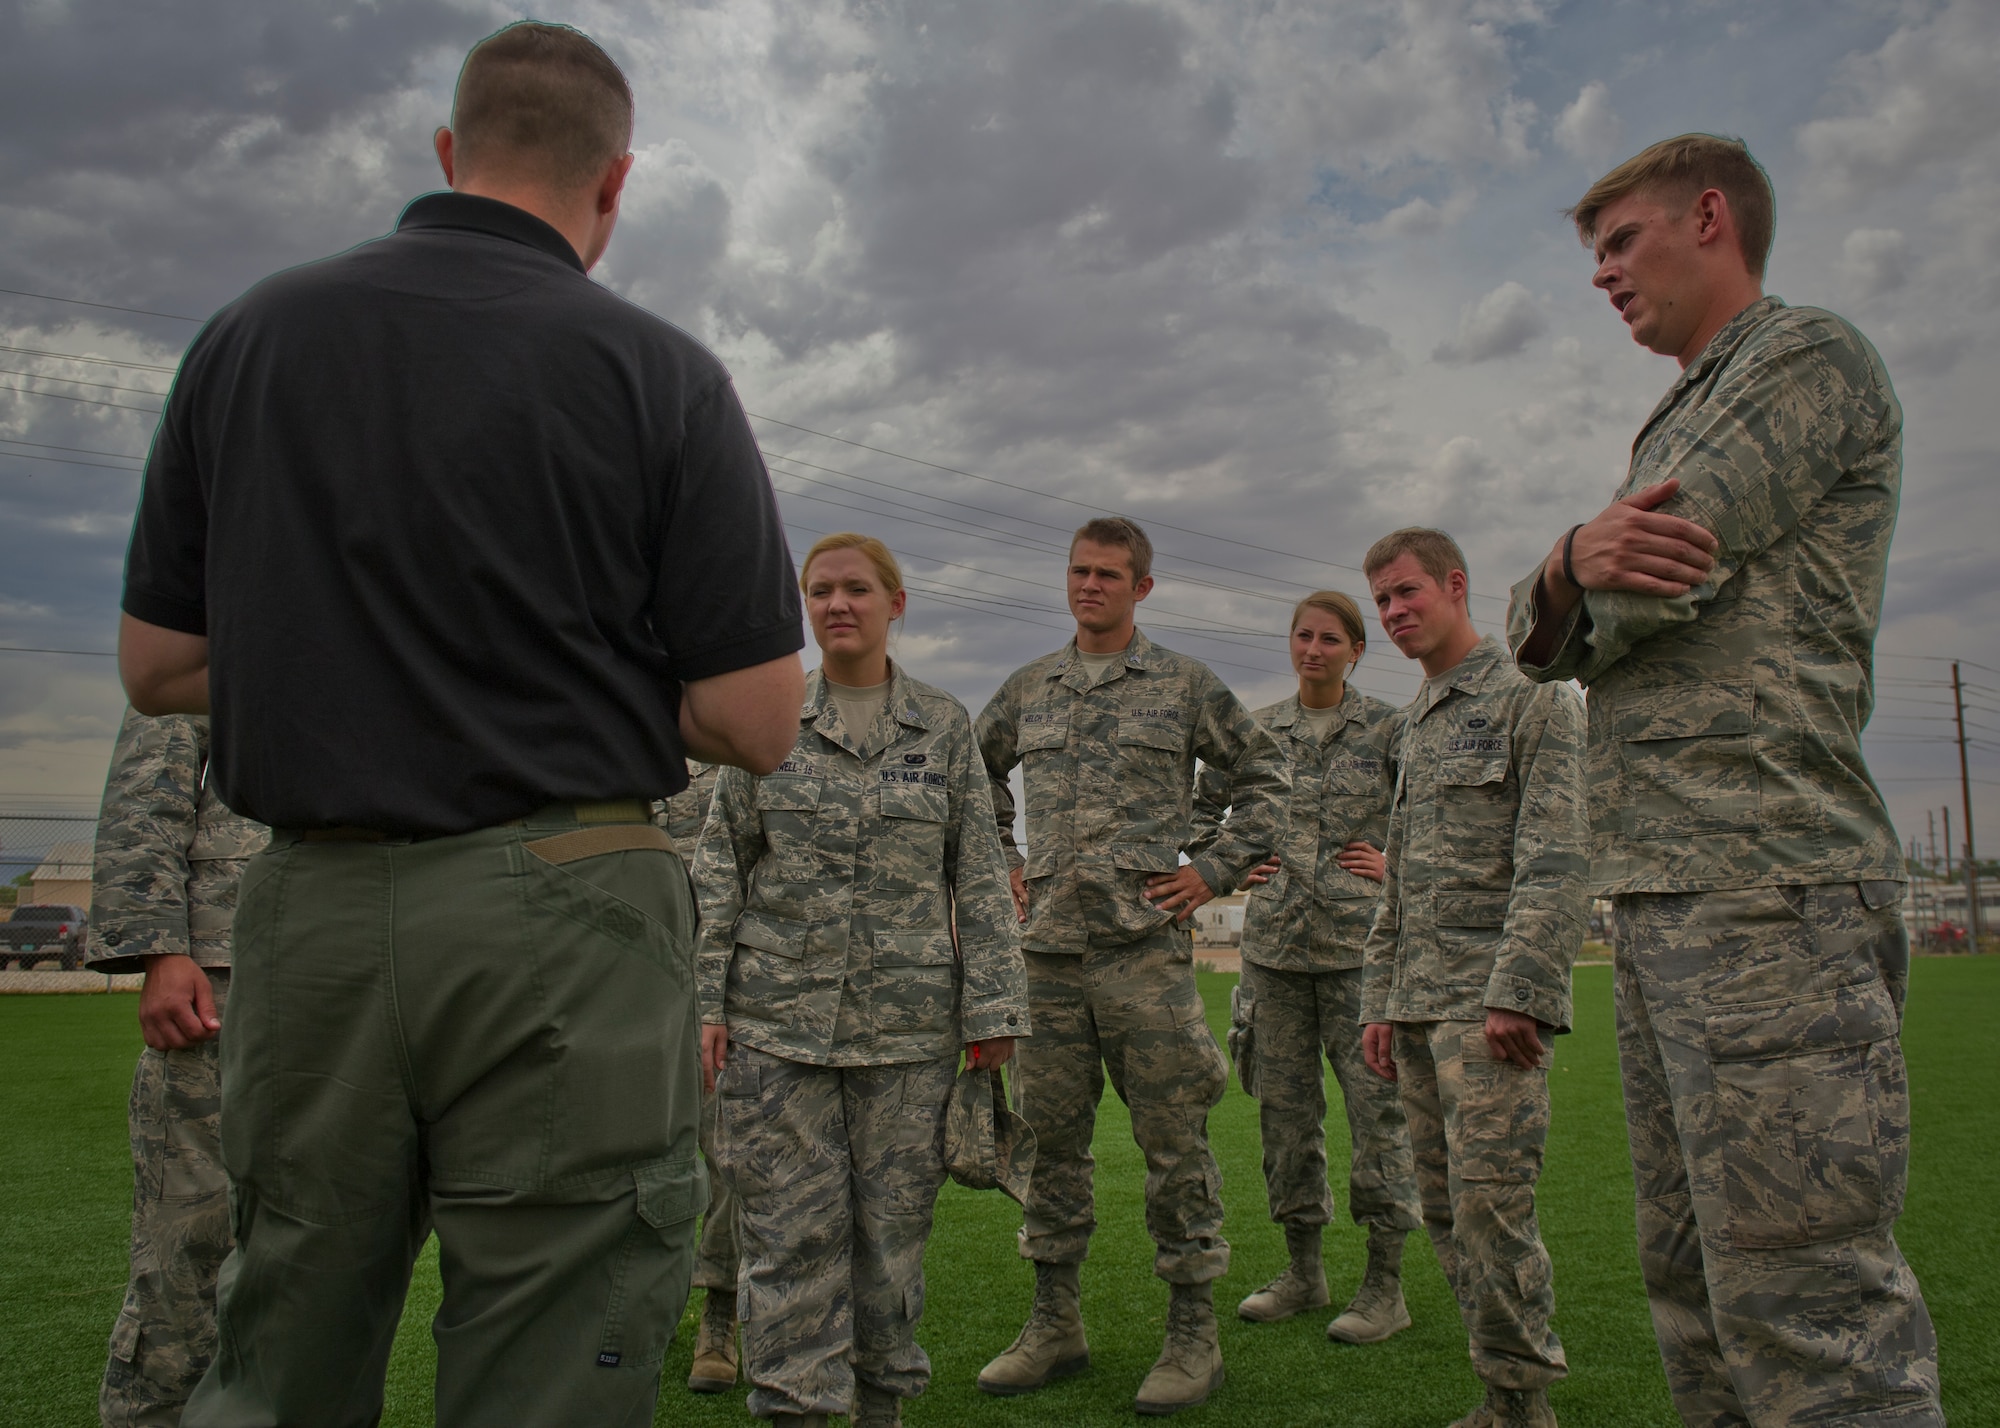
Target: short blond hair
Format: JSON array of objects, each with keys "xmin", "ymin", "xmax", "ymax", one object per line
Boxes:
[
  {"xmin": 800, "ymin": 532, "xmax": 904, "ymax": 599},
  {"xmin": 1363, "ymin": 528, "xmax": 1468, "ymax": 603},
  {"xmin": 1567, "ymin": 133, "xmax": 1775, "ymax": 279},
  {"xmin": 1290, "ymin": 591, "xmax": 1367, "ymax": 651},
  {"xmin": 1070, "ymin": 517, "xmax": 1153, "ymax": 584}
]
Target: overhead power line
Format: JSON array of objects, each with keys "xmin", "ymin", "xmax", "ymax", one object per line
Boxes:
[
  {"xmin": 0, "ymin": 286, "xmax": 204, "ymax": 322},
  {"xmin": 0, "ymin": 344, "xmax": 179, "ymax": 373},
  {"xmin": 0, "ymin": 383, "xmax": 161, "ymax": 415},
  {"xmin": 0, "ymin": 365, "xmax": 168, "ymax": 398}
]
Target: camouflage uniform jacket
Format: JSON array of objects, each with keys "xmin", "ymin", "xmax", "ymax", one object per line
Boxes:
[
  {"xmin": 654, "ymin": 761, "xmax": 719, "ymax": 853},
  {"xmin": 1507, "ymin": 297, "xmax": 1905, "ymax": 895},
  {"xmin": 85, "ymin": 708, "xmax": 270, "ymax": 974},
  {"xmin": 694, "ymin": 665, "xmax": 1028, "ymax": 1066},
  {"xmin": 975, "ymin": 629, "xmax": 1287, "ymax": 953},
  {"xmin": 1359, "ymin": 638, "xmax": 1588, "ymax": 1032},
  {"xmin": 1192, "ymin": 687, "xmax": 1398, "ymax": 972}
]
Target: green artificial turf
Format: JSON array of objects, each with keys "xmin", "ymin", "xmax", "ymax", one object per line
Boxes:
[{"xmin": 3, "ymin": 960, "xmax": 1993, "ymax": 1426}]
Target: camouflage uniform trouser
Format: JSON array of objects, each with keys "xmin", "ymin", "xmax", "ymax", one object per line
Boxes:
[
  {"xmin": 715, "ymin": 1047, "xmax": 955, "ymax": 1419},
  {"xmin": 1612, "ymin": 883, "xmax": 1943, "ymax": 1427},
  {"xmin": 1394, "ymin": 1019, "xmax": 1567, "ymax": 1392},
  {"xmin": 1238, "ymin": 960, "xmax": 1420, "ymax": 1234},
  {"xmin": 102, "ymin": 972, "xmax": 233, "ymax": 1428},
  {"xmin": 1017, "ymin": 925, "xmax": 1229, "ymax": 1282},
  {"xmin": 693, "ymin": 1086, "xmax": 740, "ymax": 1292}
]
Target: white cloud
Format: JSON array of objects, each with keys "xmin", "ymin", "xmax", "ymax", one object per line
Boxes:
[
  {"xmin": 1432, "ymin": 281, "xmax": 1546, "ymax": 364},
  {"xmin": 1552, "ymin": 80, "xmax": 1621, "ymax": 167},
  {"xmin": 1840, "ymin": 227, "xmax": 1909, "ymax": 298}
]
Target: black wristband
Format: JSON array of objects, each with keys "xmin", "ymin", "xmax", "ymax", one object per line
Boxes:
[{"xmin": 1561, "ymin": 524, "xmax": 1583, "ymax": 590}]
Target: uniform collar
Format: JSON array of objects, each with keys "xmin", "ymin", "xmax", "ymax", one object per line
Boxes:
[
  {"xmin": 1049, "ymin": 627, "xmax": 1157, "ymax": 687},
  {"xmin": 1272, "ymin": 685, "xmax": 1358, "ymax": 739},
  {"xmin": 1637, "ymin": 294, "xmax": 1786, "ymax": 438},
  {"xmin": 803, "ymin": 663, "xmax": 932, "ymax": 751},
  {"xmin": 1417, "ymin": 635, "xmax": 1505, "ymax": 718},
  {"xmin": 395, "ymin": 191, "xmax": 586, "ymax": 274}
]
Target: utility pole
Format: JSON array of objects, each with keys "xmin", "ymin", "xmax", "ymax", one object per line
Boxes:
[{"xmin": 1952, "ymin": 663, "xmax": 1983, "ymax": 946}]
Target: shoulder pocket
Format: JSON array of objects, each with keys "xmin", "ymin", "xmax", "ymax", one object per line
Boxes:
[{"xmin": 1615, "ymin": 683, "xmax": 1759, "ymax": 840}]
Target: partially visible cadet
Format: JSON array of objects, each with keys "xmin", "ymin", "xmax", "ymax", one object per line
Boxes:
[
  {"xmin": 1360, "ymin": 530, "xmax": 1587, "ymax": 1428},
  {"xmin": 658, "ymin": 765, "xmax": 743, "ymax": 1396},
  {"xmin": 974, "ymin": 516, "xmax": 1287, "ymax": 1417},
  {"xmin": 84, "ymin": 709, "xmax": 267, "ymax": 1427},
  {"xmin": 1510, "ymin": 133, "xmax": 1942, "ymax": 1427},
  {"xmin": 696, "ymin": 534, "xmax": 1028, "ymax": 1428},
  {"xmin": 1194, "ymin": 590, "xmax": 1422, "ymax": 1342}
]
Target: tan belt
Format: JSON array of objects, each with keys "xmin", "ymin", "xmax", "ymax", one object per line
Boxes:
[
  {"xmin": 300, "ymin": 800, "xmax": 663, "ymax": 850},
  {"xmin": 522, "ymin": 824, "xmax": 677, "ymax": 866}
]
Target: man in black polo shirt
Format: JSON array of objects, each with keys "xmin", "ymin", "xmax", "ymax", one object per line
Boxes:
[{"xmin": 118, "ymin": 23, "xmax": 805, "ymax": 1427}]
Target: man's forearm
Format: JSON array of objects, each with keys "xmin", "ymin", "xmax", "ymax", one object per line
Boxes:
[{"xmin": 118, "ymin": 614, "xmax": 211, "ymax": 715}]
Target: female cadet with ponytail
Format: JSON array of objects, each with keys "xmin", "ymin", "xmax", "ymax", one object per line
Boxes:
[
  {"xmin": 694, "ymin": 533, "xmax": 1029, "ymax": 1428},
  {"xmin": 1193, "ymin": 590, "xmax": 1424, "ymax": 1343}
]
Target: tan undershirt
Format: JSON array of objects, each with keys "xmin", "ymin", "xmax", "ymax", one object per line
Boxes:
[
  {"xmin": 1296, "ymin": 699, "xmax": 1342, "ymax": 739},
  {"xmin": 826, "ymin": 675, "xmax": 892, "ymax": 742},
  {"xmin": 1076, "ymin": 641, "xmax": 1131, "ymax": 684}
]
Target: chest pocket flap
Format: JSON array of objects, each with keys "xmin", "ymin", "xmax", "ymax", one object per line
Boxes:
[
  {"xmin": 1439, "ymin": 751, "xmax": 1508, "ymax": 787},
  {"xmin": 1435, "ymin": 891, "xmax": 1510, "ymax": 928},
  {"xmin": 1016, "ymin": 716, "xmax": 1068, "ymax": 753},
  {"xmin": 879, "ymin": 782, "xmax": 949, "ymax": 822},
  {"xmin": 1117, "ymin": 717, "xmax": 1185, "ymax": 753},
  {"xmin": 756, "ymin": 776, "xmax": 822, "ymax": 812}
]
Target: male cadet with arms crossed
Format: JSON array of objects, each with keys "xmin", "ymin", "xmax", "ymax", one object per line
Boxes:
[
  {"xmin": 1361, "ymin": 529, "xmax": 1587, "ymax": 1428},
  {"xmin": 85, "ymin": 709, "xmax": 267, "ymax": 1428},
  {"xmin": 974, "ymin": 517, "xmax": 1287, "ymax": 1416},
  {"xmin": 117, "ymin": 23, "xmax": 804, "ymax": 1428},
  {"xmin": 1510, "ymin": 134, "xmax": 1942, "ymax": 1427}
]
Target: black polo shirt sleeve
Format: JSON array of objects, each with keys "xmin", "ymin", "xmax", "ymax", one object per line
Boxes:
[
  {"xmin": 123, "ymin": 349, "xmax": 214, "ymax": 636},
  {"xmin": 657, "ymin": 377, "xmax": 801, "ymax": 682}
]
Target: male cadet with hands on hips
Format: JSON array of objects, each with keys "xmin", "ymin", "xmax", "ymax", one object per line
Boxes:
[
  {"xmin": 1361, "ymin": 528, "xmax": 1588, "ymax": 1428},
  {"xmin": 116, "ymin": 21, "xmax": 804, "ymax": 1427},
  {"xmin": 1509, "ymin": 132, "xmax": 1942, "ymax": 1428},
  {"xmin": 974, "ymin": 516, "xmax": 1288, "ymax": 1417}
]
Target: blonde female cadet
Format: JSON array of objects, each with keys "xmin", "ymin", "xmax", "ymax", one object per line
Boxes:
[
  {"xmin": 1195, "ymin": 590, "xmax": 1423, "ymax": 1342},
  {"xmin": 695, "ymin": 533, "xmax": 1028, "ymax": 1428}
]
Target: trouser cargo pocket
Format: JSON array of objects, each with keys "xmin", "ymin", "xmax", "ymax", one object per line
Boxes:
[{"xmin": 597, "ymin": 1156, "xmax": 708, "ymax": 1369}]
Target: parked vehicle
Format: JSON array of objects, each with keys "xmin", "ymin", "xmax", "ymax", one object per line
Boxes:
[{"xmin": 1, "ymin": 904, "xmax": 89, "ymax": 970}]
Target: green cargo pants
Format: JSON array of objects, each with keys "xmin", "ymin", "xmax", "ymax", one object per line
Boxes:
[{"xmin": 182, "ymin": 808, "xmax": 707, "ymax": 1428}]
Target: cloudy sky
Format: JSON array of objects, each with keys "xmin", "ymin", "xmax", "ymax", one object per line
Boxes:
[{"xmin": 1, "ymin": 0, "xmax": 1994, "ymax": 866}]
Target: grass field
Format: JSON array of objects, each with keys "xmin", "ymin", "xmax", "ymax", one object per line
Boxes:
[{"xmin": 3, "ymin": 960, "xmax": 1994, "ymax": 1427}]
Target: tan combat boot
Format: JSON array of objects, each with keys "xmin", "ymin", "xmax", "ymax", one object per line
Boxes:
[
  {"xmin": 1237, "ymin": 1224, "xmax": 1331, "ymax": 1323},
  {"xmin": 977, "ymin": 1262, "xmax": 1090, "ymax": 1395},
  {"xmin": 1327, "ymin": 1225, "xmax": 1412, "ymax": 1344},
  {"xmin": 1134, "ymin": 1281, "xmax": 1224, "ymax": 1416},
  {"xmin": 851, "ymin": 1382, "xmax": 902, "ymax": 1427},
  {"xmin": 687, "ymin": 1287, "xmax": 740, "ymax": 1392},
  {"xmin": 1445, "ymin": 1395, "xmax": 1495, "ymax": 1428}
]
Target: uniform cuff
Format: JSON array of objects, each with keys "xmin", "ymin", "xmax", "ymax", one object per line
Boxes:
[
  {"xmin": 961, "ymin": 1002, "xmax": 1029, "ymax": 1041},
  {"xmin": 1483, "ymin": 972, "xmax": 1571, "ymax": 1033}
]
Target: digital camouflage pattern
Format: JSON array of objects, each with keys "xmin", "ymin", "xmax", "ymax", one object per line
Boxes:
[
  {"xmin": 694, "ymin": 665, "xmax": 1028, "ymax": 1065},
  {"xmin": 1507, "ymin": 297, "xmax": 1906, "ymax": 896},
  {"xmin": 1394, "ymin": 1018, "xmax": 1566, "ymax": 1393},
  {"xmin": 86, "ymin": 708, "xmax": 269, "ymax": 974},
  {"xmin": 1614, "ymin": 882, "xmax": 1942, "ymax": 1426},
  {"xmin": 1014, "ymin": 928, "xmax": 1230, "ymax": 1282},
  {"xmin": 715, "ymin": 1046, "xmax": 956, "ymax": 1419},
  {"xmin": 1236, "ymin": 961, "xmax": 1419, "ymax": 1235},
  {"xmin": 655, "ymin": 761, "xmax": 720, "ymax": 852},
  {"xmin": 975, "ymin": 630, "xmax": 1286, "ymax": 953},
  {"xmin": 1359, "ymin": 637, "xmax": 1588, "ymax": 1033},
  {"xmin": 1194, "ymin": 686, "xmax": 1398, "ymax": 972},
  {"xmin": 102, "ymin": 973, "xmax": 232, "ymax": 1428}
]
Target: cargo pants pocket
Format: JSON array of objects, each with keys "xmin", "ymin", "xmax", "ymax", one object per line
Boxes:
[
  {"xmin": 1705, "ymin": 978, "xmax": 1902, "ymax": 1249},
  {"xmin": 597, "ymin": 1157, "xmax": 708, "ymax": 1369}
]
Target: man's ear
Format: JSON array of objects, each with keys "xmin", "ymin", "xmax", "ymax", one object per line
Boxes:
[
  {"xmin": 598, "ymin": 151, "xmax": 636, "ymax": 216},
  {"xmin": 435, "ymin": 127, "xmax": 457, "ymax": 186},
  {"xmin": 1133, "ymin": 573, "xmax": 1155, "ymax": 602}
]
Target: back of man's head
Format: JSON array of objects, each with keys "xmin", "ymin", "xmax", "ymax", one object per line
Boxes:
[
  {"xmin": 452, "ymin": 22, "xmax": 632, "ymax": 194},
  {"xmin": 1567, "ymin": 133, "xmax": 1775, "ymax": 279}
]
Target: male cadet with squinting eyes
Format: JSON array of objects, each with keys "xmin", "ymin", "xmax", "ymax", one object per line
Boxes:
[
  {"xmin": 974, "ymin": 516, "xmax": 1287, "ymax": 1417},
  {"xmin": 1361, "ymin": 528, "xmax": 1587, "ymax": 1428},
  {"xmin": 117, "ymin": 22, "xmax": 804, "ymax": 1427},
  {"xmin": 1510, "ymin": 132, "xmax": 1942, "ymax": 1427}
]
